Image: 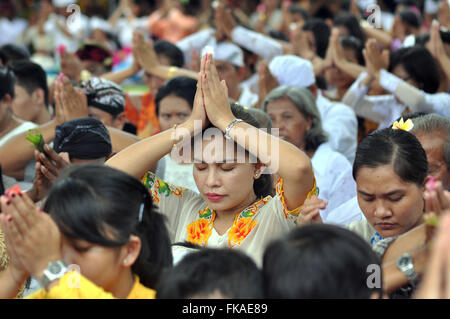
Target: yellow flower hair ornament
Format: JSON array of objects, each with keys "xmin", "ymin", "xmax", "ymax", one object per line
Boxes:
[{"xmin": 392, "ymin": 117, "xmax": 414, "ymax": 131}]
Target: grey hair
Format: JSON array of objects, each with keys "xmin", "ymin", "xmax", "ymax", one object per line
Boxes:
[
  {"xmin": 262, "ymin": 85, "xmax": 328, "ymax": 151},
  {"xmin": 411, "ymin": 113, "xmax": 450, "ymax": 171}
]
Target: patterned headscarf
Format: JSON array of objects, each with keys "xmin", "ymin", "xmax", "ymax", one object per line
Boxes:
[{"xmin": 80, "ymin": 77, "xmax": 126, "ymax": 117}]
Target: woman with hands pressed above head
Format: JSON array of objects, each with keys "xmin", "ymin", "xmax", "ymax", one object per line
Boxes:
[{"xmin": 106, "ymin": 53, "xmax": 315, "ymax": 266}]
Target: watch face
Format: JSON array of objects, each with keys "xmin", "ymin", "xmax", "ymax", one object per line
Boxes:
[
  {"xmin": 49, "ymin": 263, "xmax": 62, "ymax": 274},
  {"xmin": 398, "ymin": 255, "xmax": 412, "ymax": 269}
]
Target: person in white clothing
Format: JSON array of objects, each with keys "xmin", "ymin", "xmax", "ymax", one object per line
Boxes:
[
  {"xmin": 268, "ymin": 55, "xmax": 358, "ymax": 164},
  {"xmin": 43, "ymin": 0, "xmax": 89, "ymax": 53},
  {"xmin": 263, "ymin": 85, "xmax": 357, "ymax": 219},
  {"xmin": 0, "ymin": 66, "xmax": 37, "ymax": 148},
  {"xmin": 342, "ymin": 43, "xmax": 448, "ymax": 130}
]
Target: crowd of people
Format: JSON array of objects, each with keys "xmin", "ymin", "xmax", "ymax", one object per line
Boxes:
[{"xmin": 0, "ymin": 0, "xmax": 449, "ymax": 300}]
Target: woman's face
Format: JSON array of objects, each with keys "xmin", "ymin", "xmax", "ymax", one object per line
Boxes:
[
  {"xmin": 158, "ymin": 95, "xmax": 192, "ymax": 132},
  {"xmin": 193, "ymin": 135, "xmax": 259, "ymax": 213},
  {"xmin": 265, "ymin": 97, "xmax": 311, "ymax": 150},
  {"xmin": 356, "ymin": 164, "xmax": 424, "ymax": 238},
  {"xmin": 326, "ymin": 47, "xmax": 359, "ymax": 90},
  {"xmin": 61, "ymin": 236, "xmax": 129, "ymax": 293}
]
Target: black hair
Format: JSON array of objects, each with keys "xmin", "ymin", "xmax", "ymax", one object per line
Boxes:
[
  {"xmin": 0, "ymin": 44, "xmax": 30, "ymax": 65},
  {"xmin": 43, "ymin": 164, "xmax": 173, "ymax": 289},
  {"xmin": 0, "ymin": 66, "xmax": 15, "ymax": 100},
  {"xmin": 228, "ymin": 103, "xmax": 274, "ymax": 198},
  {"xmin": 289, "ymin": 4, "xmax": 310, "ymax": 21},
  {"xmin": 9, "ymin": 59, "xmax": 49, "ymax": 107},
  {"xmin": 333, "ymin": 13, "xmax": 366, "ymax": 44},
  {"xmin": 179, "ymin": 0, "xmax": 202, "ymax": 16},
  {"xmin": 263, "ymin": 224, "xmax": 382, "ymax": 298},
  {"xmin": 388, "ymin": 46, "xmax": 440, "ymax": 93},
  {"xmin": 154, "ymin": 40, "xmax": 185, "ymax": 68},
  {"xmin": 353, "ymin": 128, "xmax": 428, "ymax": 186},
  {"xmin": 156, "ymin": 248, "xmax": 263, "ymax": 299},
  {"xmin": 155, "ymin": 76, "xmax": 197, "ymax": 116},
  {"xmin": 340, "ymin": 35, "xmax": 365, "ymax": 66},
  {"xmin": 414, "ymin": 29, "xmax": 450, "ymax": 46},
  {"xmin": 302, "ymin": 18, "xmax": 331, "ymax": 58},
  {"xmin": 398, "ymin": 9, "xmax": 422, "ymax": 29}
]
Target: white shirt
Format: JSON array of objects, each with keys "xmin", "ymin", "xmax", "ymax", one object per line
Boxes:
[
  {"xmin": 0, "ymin": 121, "xmax": 37, "ymax": 147},
  {"xmin": 114, "ymin": 17, "xmax": 150, "ymax": 48},
  {"xmin": 156, "ymin": 154, "xmax": 199, "ymax": 193},
  {"xmin": 238, "ymin": 85, "xmax": 259, "ymax": 108},
  {"xmin": 312, "ymin": 143, "xmax": 357, "ymax": 220},
  {"xmin": 342, "ymin": 71, "xmax": 450, "ymax": 130},
  {"xmin": 43, "ymin": 13, "xmax": 88, "ymax": 52},
  {"xmin": 0, "ymin": 17, "xmax": 28, "ymax": 46},
  {"xmin": 325, "ymin": 196, "xmax": 363, "ymax": 227},
  {"xmin": 177, "ymin": 26, "xmax": 284, "ymax": 66},
  {"xmin": 316, "ymin": 93, "xmax": 358, "ymax": 164}
]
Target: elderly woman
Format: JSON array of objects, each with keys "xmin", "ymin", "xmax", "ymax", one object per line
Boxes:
[{"xmin": 263, "ymin": 86, "xmax": 357, "ymax": 221}]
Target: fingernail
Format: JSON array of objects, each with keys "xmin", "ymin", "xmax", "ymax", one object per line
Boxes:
[
  {"xmin": 6, "ymin": 201, "xmax": 11, "ymax": 206},
  {"xmin": 11, "ymin": 193, "xmax": 15, "ymax": 198},
  {"xmin": 7, "ymin": 216, "xmax": 12, "ymax": 222}
]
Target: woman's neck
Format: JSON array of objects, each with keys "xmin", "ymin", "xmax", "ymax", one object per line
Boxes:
[
  {"xmin": 214, "ymin": 193, "xmax": 258, "ymax": 234},
  {"xmin": 110, "ymin": 270, "xmax": 135, "ymax": 299}
]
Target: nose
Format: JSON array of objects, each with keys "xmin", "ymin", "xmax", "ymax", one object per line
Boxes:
[
  {"xmin": 205, "ymin": 166, "xmax": 221, "ymax": 189},
  {"xmin": 373, "ymin": 201, "xmax": 393, "ymax": 219}
]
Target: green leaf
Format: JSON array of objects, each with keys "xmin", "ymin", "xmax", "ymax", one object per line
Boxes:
[{"xmin": 26, "ymin": 129, "xmax": 45, "ymax": 153}]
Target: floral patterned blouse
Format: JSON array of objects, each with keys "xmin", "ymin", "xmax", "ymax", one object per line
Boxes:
[{"xmin": 142, "ymin": 172, "xmax": 317, "ymax": 267}]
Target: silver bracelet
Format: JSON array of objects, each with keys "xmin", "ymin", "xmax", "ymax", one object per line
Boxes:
[{"xmin": 224, "ymin": 119, "xmax": 243, "ymax": 140}]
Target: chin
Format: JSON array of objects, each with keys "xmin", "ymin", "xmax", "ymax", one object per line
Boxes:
[{"xmin": 375, "ymin": 228, "xmax": 402, "ymax": 239}]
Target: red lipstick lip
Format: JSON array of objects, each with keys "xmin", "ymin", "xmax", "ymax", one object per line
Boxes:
[{"xmin": 206, "ymin": 193, "xmax": 225, "ymax": 201}]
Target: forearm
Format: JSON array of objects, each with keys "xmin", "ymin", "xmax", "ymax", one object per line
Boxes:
[
  {"xmin": 223, "ymin": 118, "xmax": 314, "ymax": 208},
  {"xmin": 382, "ymin": 245, "xmax": 428, "ymax": 295},
  {"xmin": 106, "ymin": 121, "xmax": 195, "ymax": 179},
  {"xmin": 231, "ymin": 26, "xmax": 284, "ymax": 61},
  {"xmin": 362, "ymin": 26, "xmax": 392, "ymax": 49},
  {"xmin": 336, "ymin": 60, "xmax": 366, "ymax": 79},
  {"xmin": 102, "ymin": 67, "xmax": 139, "ymax": 85},
  {"xmin": 143, "ymin": 65, "xmax": 197, "ymax": 81},
  {"xmin": 0, "ymin": 267, "xmax": 27, "ymax": 299},
  {"xmin": 108, "ymin": 5, "xmax": 124, "ymax": 26},
  {"xmin": 107, "ymin": 126, "xmax": 142, "ymax": 153}
]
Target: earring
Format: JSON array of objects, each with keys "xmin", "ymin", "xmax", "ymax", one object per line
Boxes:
[{"xmin": 123, "ymin": 259, "xmax": 128, "ymax": 265}]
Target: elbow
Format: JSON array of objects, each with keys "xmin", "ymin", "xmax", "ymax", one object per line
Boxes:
[{"xmin": 293, "ymin": 157, "xmax": 314, "ymax": 186}]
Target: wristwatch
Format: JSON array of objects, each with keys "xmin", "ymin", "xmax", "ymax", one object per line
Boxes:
[
  {"xmin": 39, "ymin": 261, "xmax": 69, "ymax": 290},
  {"xmin": 396, "ymin": 253, "xmax": 418, "ymax": 285}
]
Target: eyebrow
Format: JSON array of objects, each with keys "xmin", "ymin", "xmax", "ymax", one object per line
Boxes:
[
  {"xmin": 193, "ymin": 158, "xmax": 237, "ymax": 163},
  {"xmin": 358, "ymin": 190, "xmax": 405, "ymax": 197}
]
